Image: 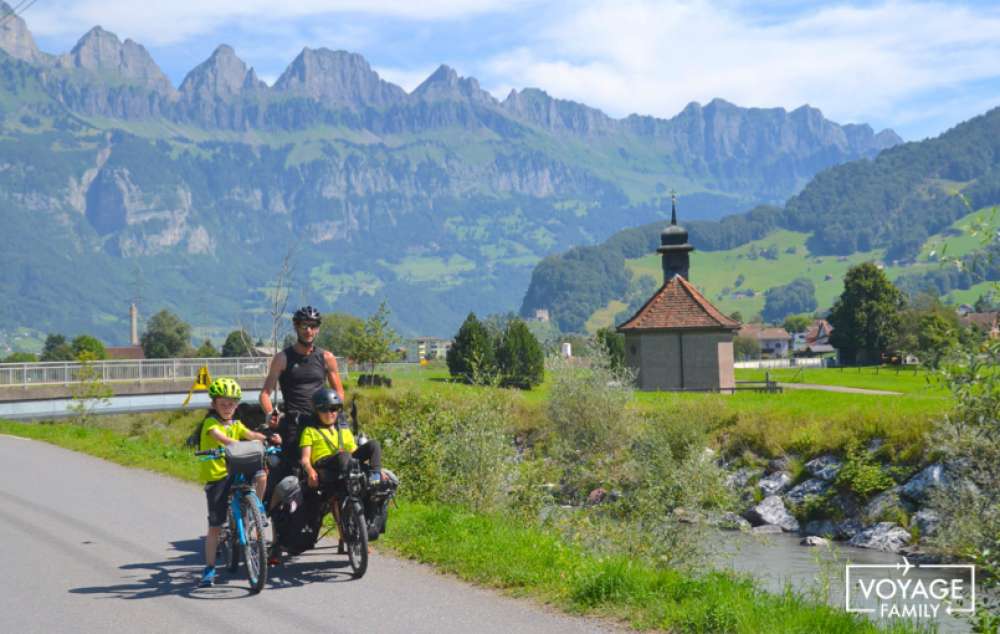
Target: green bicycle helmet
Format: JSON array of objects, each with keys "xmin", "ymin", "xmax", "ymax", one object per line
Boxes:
[{"xmin": 208, "ymin": 377, "xmax": 242, "ymax": 400}]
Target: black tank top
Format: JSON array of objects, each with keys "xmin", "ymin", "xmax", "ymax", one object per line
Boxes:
[{"xmin": 278, "ymin": 345, "xmax": 327, "ymax": 415}]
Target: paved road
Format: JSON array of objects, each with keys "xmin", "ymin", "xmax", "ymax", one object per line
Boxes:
[
  {"xmin": 0, "ymin": 435, "xmax": 617, "ymax": 634},
  {"xmin": 779, "ymin": 382, "xmax": 902, "ymax": 396}
]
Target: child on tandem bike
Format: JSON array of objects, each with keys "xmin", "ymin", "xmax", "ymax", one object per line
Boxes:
[
  {"xmin": 298, "ymin": 388, "xmax": 383, "ymax": 551},
  {"xmin": 198, "ymin": 377, "xmax": 281, "ymax": 587}
]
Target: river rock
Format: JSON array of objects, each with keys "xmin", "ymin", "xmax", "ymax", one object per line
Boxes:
[
  {"xmin": 767, "ymin": 456, "xmax": 791, "ymax": 473},
  {"xmin": 745, "ymin": 495, "xmax": 800, "ymax": 532},
  {"xmin": 759, "ymin": 471, "xmax": 793, "ymax": 496},
  {"xmin": 752, "ymin": 524, "xmax": 784, "ymax": 535},
  {"xmin": 863, "ymin": 487, "xmax": 916, "ymax": 522},
  {"xmin": 805, "ymin": 455, "xmax": 843, "ymax": 481},
  {"xmin": 913, "ymin": 509, "xmax": 941, "ymax": 537},
  {"xmin": 866, "ymin": 438, "xmax": 885, "ymax": 453},
  {"xmin": 847, "ymin": 522, "xmax": 912, "ymax": 553},
  {"xmin": 802, "ymin": 519, "xmax": 837, "ymax": 537},
  {"xmin": 901, "ymin": 463, "xmax": 950, "ymax": 502},
  {"xmin": 828, "ymin": 492, "xmax": 861, "ymax": 518},
  {"xmin": 716, "ymin": 511, "xmax": 752, "ymax": 532},
  {"xmin": 801, "ymin": 536, "xmax": 831, "ymax": 547},
  {"xmin": 725, "ymin": 467, "xmax": 759, "ymax": 491},
  {"xmin": 834, "ymin": 519, "xmax": 864, "ymax": 540},
  {"xmin": 784, "ymin": 478, "xmax": 832, "ymax": 506}
]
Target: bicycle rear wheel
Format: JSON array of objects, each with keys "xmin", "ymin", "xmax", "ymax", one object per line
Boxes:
[
  {"xmin": 240, "ymin": 494, "xmax": 268, "ymax": 594},
  {"xmin": 343, "ymin": 500, "xmax": 368, "ymax": 578}
]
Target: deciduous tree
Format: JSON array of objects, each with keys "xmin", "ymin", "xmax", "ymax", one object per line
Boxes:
[
  {"xmin": 828, "ymin": 263, "xmax": 904, "ymax": 365},
  {"xmin": 141, "ymin": 310, "xmax": 192, "ymax": 359}
]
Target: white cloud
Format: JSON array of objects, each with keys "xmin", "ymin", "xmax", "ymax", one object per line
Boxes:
[
  {"xmin": 483, "ymin": 0, "xmax": 1000, "ymax": 131},
  {"xmin": 26, "ymin": 0, "xmax": 536, "ymax": 46}
]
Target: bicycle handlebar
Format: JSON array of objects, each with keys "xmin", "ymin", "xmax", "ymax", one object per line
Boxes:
[{"xmin": 194, "ymin": 445, "xmax": 281, "ymax": 459}]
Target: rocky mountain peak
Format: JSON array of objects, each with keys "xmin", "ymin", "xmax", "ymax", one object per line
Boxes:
[
  {"xmin": 411, "ymin": 64, "xmax": 496, "ymax": 105},
  {"xmin": 180, "ymin": 44, "xmax": 262, "ymax": 100},
  {"xmin": 273, "ymin": 47, "xmax": 406, "ymax": 109},
  {"xmin": 0, "ymin": 0, "xmax": 46, "ymax": 63},
  {"xmin": 502, "ymin": 87, "xmax": 613, "ymax": 134},
  {"xmin": 59, "ymin": 26, "xmax": 173, "ymax": 94}
]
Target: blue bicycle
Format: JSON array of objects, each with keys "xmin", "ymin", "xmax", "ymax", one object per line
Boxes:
[{"xmin": 196, "ymin": 442, "xmax": 279, "ymax": 594}]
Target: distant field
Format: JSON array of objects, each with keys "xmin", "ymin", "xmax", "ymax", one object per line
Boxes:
[
  {"xmin": 734, "ymin": 366, "xmax": 946, "ymax": 395},
  {"xmin": 585, "ymin": 207, "xmax": 997, "ymax": 331}
]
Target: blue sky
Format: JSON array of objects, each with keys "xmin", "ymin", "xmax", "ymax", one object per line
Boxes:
[{"xmin": 18, "ymin": 0, "xmax": 1000, "ymax": 140}]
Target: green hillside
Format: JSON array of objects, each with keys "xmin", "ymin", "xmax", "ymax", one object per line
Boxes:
[{"xmin": 585, "ymin": 207, "xmax": 996, "ymax": 331}]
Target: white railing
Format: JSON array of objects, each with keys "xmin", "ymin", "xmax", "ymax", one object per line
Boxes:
[
  {"xmin": 0, "ymin": 356, "xmax": 349, "ymax": 387},
  {"xmin": 734, "ymin": 358, "xmax": 825, "ymax": 370}
]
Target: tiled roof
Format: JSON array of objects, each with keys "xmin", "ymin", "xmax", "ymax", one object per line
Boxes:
[
  {"xmin": 959, "ymin": 312, "xmax": 999, "ymax": 330},
  {"xmin": 617, "ymin": 275, "xmax": 740, "ymax": 331},
  {"xmin": 739, "ymin": 325, "xmax": 791, "ymax": 340},
  {"xmin": 106, "ymin": 345, "xmax": 145, "ymax": 360}
]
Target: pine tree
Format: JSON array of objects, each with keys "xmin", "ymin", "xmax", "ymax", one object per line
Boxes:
[
  {"xmin": 496, "ymin": 319, "xmax": 544, "ymax": 389},
  {"xmin": 447, "ymin": 312, "xmax": 497, "ymax": 384}
]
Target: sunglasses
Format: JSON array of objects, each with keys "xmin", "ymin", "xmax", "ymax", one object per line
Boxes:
[
  {"xmin": 316, "ymin": 405, "xmax": 342, "ymax": 413},
  {"xmin": 297, "ymin": 322, "xmax": 320, "ymax": 330}
]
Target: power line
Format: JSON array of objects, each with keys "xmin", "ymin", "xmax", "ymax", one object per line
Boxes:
[{"xmin": 0, "ymin": 0, "xmax": 39, "ymax": 28}]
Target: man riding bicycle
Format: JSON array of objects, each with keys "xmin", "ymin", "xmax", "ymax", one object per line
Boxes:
[
  {"xmin": 198, "ymin": 377, "xmax": 281, "ymax": 587},
  {"xmin": 259, "ymin": 306, "xmax": 346, "ymax": 494}
]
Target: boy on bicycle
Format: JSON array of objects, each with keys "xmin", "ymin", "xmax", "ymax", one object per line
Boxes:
[
  {"xmin": 299, "ymin": 389, "xmax": 382, "ymax": 551},
  {"xmin": 199, "ymin": 377, "xmax": 281, "ymax": 587}
]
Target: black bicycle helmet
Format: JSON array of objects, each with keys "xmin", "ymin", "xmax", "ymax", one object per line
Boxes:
[
  {"xmin": 293, "ymin": 305, "xmax": 322, "ymax": 324},
  {"xmin": 311, "ymin": 388, "xmax": 343, "ymax": 412}
]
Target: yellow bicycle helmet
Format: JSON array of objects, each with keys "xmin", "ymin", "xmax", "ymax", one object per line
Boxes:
[{"xmin": 208, "ymin": 377, "xmax": 242, "ymax": 400}]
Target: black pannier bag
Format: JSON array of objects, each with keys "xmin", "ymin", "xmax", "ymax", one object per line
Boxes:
[
  {"xmin": 271, "ymin": 476, "xmax": 323, "ymax": 555},
  {"xmin": 224, "ymin": 440, "xmax": 265, "ymax": 481},
  {"xmin": 363, "ymin": 468, "xmax": 399, "ymax": 541}
]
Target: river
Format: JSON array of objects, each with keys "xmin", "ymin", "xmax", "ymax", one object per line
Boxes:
[{"xmin": 715, "ymin": 531, "xmax": 976, "ymax": 632}]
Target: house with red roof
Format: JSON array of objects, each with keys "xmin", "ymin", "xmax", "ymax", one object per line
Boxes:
[{"xmin": 617, "ymin": 195, "xmax": 740, "ymax": 391}]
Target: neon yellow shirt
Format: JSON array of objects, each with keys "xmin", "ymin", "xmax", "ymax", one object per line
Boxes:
[
  {"xmin": 199, "ymin": 416, "xmax": 252, "ymax": 483},
  {"xmin": 300, "ymin": 423, "xmax": 356, "ymax": 466}
]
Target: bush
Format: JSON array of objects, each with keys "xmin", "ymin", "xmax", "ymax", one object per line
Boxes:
[
  {"xmin": 833, "ymin": 442, "xmax": 894, "ymax": 502},
  {"xmin": 927, "ymin": 336, "xmax": 1000, "ymax": 627}
]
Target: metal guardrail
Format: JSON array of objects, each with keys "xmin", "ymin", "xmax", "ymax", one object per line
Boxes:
[
  {"xmin": 0, "ymin": 356, "xmax": 349, "ymax": 387},
  {"xmin": 734, "ymin": 358, "xmax": 825, "ymax": 370}
]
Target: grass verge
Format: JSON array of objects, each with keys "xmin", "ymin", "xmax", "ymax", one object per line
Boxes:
[{"xmin": 0, "ymin": 417, "xmax": 923, "ymax": 633}]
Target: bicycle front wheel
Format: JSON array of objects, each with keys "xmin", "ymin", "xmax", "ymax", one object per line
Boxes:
[
  {"xmin": 220, "ymin": 507, "xmax": 239, "ymax": 573},
  {"xmin": 343, "ymin": 500, "xmax": 369, "ymax": 578},
  {"xmin": 240, "ymin": 494, "xmax": 268, "ymax": 594}
]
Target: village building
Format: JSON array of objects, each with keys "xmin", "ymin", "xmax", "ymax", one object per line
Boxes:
[
  {"xmin": 404, "ymin": 336, "xmax": 452, "ymax": 362},
  {"xmin": 959, "ymin": 311, "xmax": 1000, "ymax": 339},
  {"xmin": 797, "ymin": 319, "xmax": 835, "ymax": 356},
  {"xmin": 738, "ymin": 324, "xmax": 792, "ymax": 358},
  {"xmin": 106, "ymin": 303, "xmax": 145, "ymax": 359},
  {"xmin": 617, "ymin": 195, "xmax": 740, "ymax": 391}
]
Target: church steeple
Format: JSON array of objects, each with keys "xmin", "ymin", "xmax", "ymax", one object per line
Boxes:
[{"xmin": 657, "ymin": 190, "xmax": 694, "ymax": 281}]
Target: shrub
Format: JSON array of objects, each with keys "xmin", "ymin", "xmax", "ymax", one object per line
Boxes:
[{"xmin": 833, "ymin": 442, "xmax": 893, "ymax": 502}]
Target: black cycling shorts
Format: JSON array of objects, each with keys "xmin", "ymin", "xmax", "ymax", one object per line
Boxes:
[
  {"xmin": 205, "ymin": 478, "xmax": 231, "ymax": 528},
  {"xmin": 205, "ymin": 471, "xmax": 266, "ymax": 527}
]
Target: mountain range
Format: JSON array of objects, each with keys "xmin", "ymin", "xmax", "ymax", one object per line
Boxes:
[
  {"xmin": 0, "ymin": 3, "xmax": 901, "ymax": 343},
  {"xmin": 520, "ymin": 106, "xmax": 1000, "ymax": 332}
]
